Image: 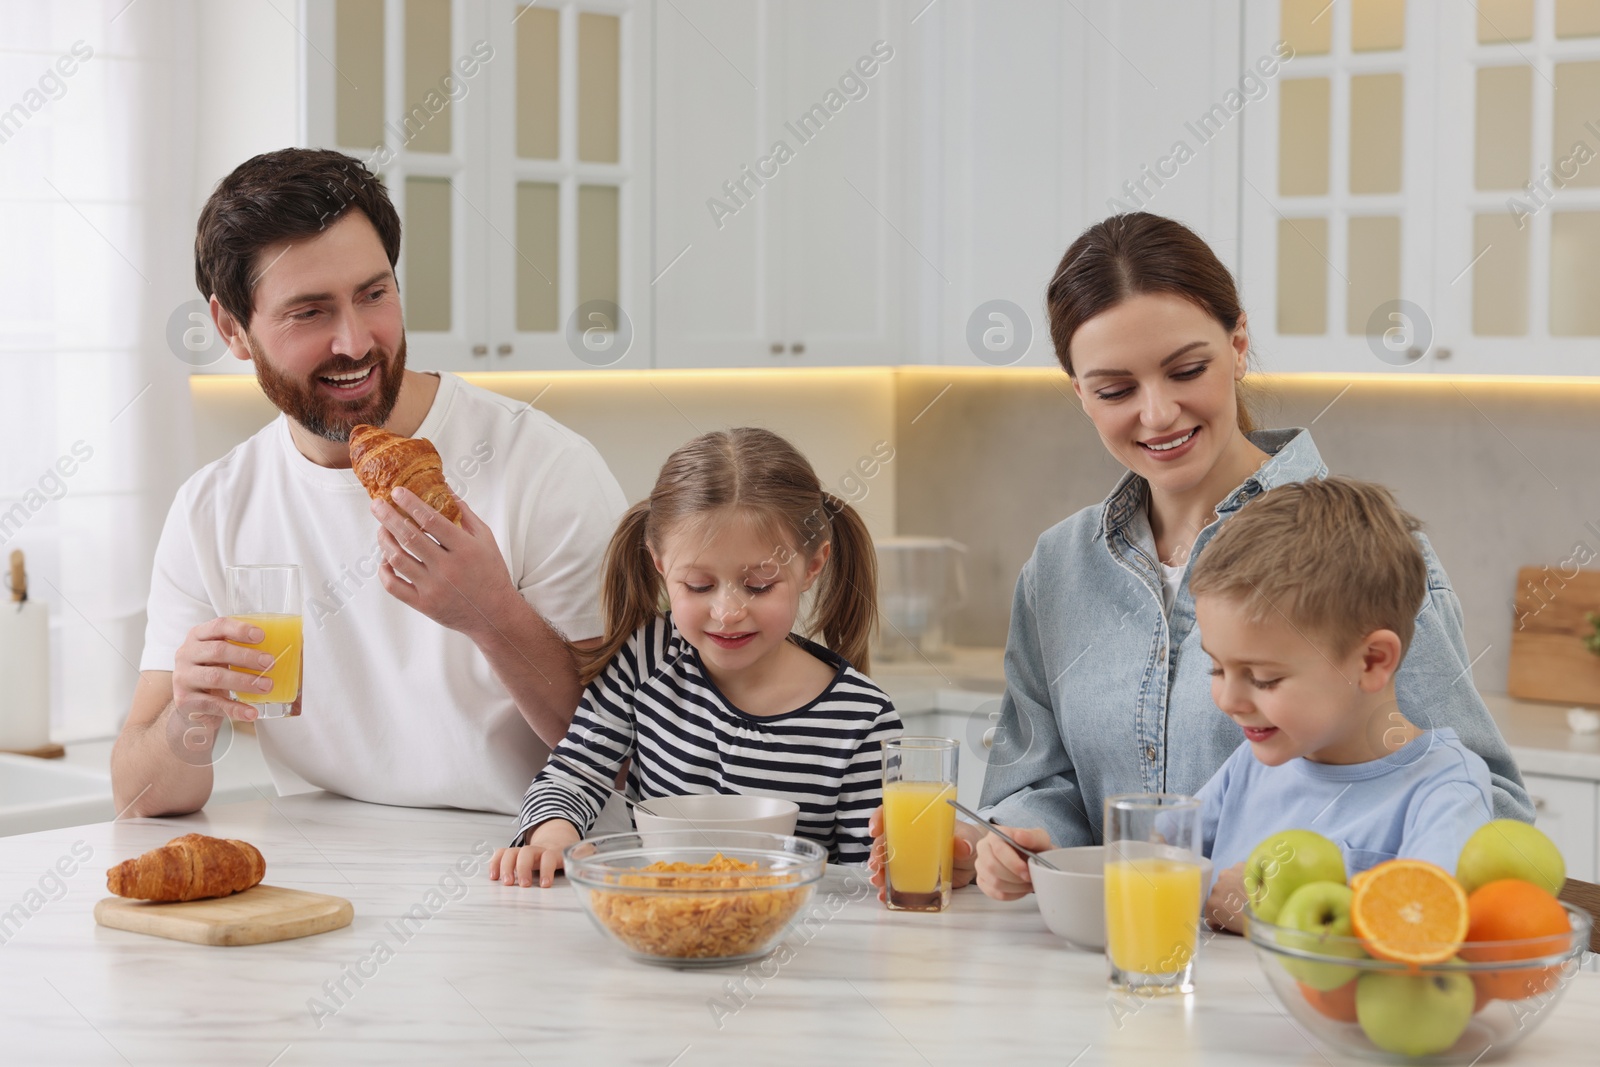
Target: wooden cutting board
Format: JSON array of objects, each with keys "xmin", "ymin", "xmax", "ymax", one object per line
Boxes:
[
  {"xmin": 1507, "ymin": 566, "xmax": 1600, "ymax": 706},
  {"xmin": 94, "ymin": 884, "xmax": 353, "ymax": 946}
]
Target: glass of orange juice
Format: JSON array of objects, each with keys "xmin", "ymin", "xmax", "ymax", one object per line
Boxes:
[
  {"xmin": 882, "ymin": 737, "xmax": 958, "ymax": 912},
  {"xmin": 1103, "ymin": 793, "xmax": 1204, "ymax": 994},
  {"xmin": 225, "ymin": 565, "xmax": 303, "ymax": 719}
]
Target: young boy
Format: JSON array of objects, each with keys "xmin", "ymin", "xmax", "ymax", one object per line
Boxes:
[{"xmin": 1189, "ymin": 477, "xmax": 1497, "ymax": 933}]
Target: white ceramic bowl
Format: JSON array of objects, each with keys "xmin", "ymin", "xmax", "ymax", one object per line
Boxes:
[
  {"xmin": 1030, "ymin": 845, "xmax": 1214, "ymax": 952},
  {"xmin": 1030, "ymin": 845, "xmax": 1109, "ymax": 949},
  {"xmin": 632, "ymin": 794, "xmax": 800, "ymax": 836}
]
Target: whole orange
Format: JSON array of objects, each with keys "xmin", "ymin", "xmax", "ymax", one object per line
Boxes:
[
  {"xmin": 1460, "ymin": 879, "xmax": 1571, "ymax": 1001},
  {"xmin": 1298, "ymin": 978, "xmax": 1359, "ymax": 1022}
]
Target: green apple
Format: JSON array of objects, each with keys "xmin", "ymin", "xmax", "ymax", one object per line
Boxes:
[
  {"xmin": 1275, "ymin": 881, "xmax": 1368, "ymax": 991},
  {"xmin": 1456, "ymin": 819, "xmax": 1566, "ymax": 896},
  {"xmin": 1244, "ymin": 830, "xmax": 1347, "ymax": 924},
  {"xmin": 1356, "ymin": 965, "xmax": 1475, "ymax": 1057}
]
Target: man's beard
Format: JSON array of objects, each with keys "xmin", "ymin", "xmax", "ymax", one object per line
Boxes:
[{"xmin": 248, "ymin": 332, "xmax": 407, "ymax": 443}]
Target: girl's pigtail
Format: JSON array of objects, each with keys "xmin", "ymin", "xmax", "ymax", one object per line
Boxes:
[
  {"xmin": 810, "ymin": 493, "xmax": 878, "ymax": 676},
  {"xmin": 576, "ymin": 501, "xmax": 661, "ymax": 687}
]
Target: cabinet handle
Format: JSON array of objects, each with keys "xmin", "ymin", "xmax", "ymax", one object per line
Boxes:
[
  {"xmin": 497, "ymin": 343, "xmax": 513, "ymax": 356},
  {"xmin": 1435, "ymin": 347, "xmax": 1452, "ymax": 361},
  {"xmin": 472, "ymin": 344, "xmax": 488, "ymax": 356},
  {"xmin": 770, "ymin": 342, "xmax": 784, "ymax": 355},
  {"xmin": 790, "ymin": 342, "xmax": 805, "ymax": 355},
  {"xmin": 1532, "ymin": 795, "xmax": 1547, "ymax": 812}
]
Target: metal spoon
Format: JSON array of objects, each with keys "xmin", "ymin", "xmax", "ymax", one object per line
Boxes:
[
  {"xmin": 546, "ymin": 752, "xmax": 662, "ymax": 818},
  {"xmin": 946, "ymin": 798, "xmax": 1062, "ymax": 871}
]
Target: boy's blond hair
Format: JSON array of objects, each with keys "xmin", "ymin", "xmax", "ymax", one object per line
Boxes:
[{"xmin": 1189, "ymin": 477, "xmax": 1427, "ymax": 656}]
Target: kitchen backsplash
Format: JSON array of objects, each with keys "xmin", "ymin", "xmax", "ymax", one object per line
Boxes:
[{"xmin": 192, "ymin": 369, "xmax": 1600, "ymax": 695}]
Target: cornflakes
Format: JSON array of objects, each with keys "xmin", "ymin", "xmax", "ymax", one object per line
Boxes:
[{"xmin": 586, "ymin": 853, "xmax": 811, "ymax": 959}]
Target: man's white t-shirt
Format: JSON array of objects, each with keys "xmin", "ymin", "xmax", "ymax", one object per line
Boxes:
[{"xmin": 139, "ymin": 372, "xmax": 628, "ymax": 815}]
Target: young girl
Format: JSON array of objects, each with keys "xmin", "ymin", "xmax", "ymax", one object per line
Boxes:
[{"xmin": 490, "ymin": 427, "xmax": 902, "ymax": 888}]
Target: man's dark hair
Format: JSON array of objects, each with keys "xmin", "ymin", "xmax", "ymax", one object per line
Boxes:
[{"xmin": 195, "ymin": 147, "xmax": 402, "ymax": 328}]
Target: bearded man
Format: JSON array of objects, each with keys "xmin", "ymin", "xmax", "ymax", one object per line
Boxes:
[{"xmin": 112, "ymin": 149, "xmax": 626, "ymax": 821}]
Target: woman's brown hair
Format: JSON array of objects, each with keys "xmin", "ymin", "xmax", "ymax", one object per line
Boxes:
[
  {"xmin": 576, "ymin": 427, "xmax": 878, "ymax": 686},
  {"xmin": 1046, "ymin": 212, "xmax": 1256, "ymax": 434}
]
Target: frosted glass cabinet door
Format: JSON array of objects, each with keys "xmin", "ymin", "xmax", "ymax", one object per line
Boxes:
[
  {"xmin": 484, "ymin": 0, "xmax": 650, "ymax": 370},
  {"xmin": 1240, "ymin": 0, "xmax": 1435, "ymax": 374},
  {"xmin": 1432, "ymin": 1, "xmax": 1600, "ymax": 375},
  {"xmin": 300, "ymin": 0, "xmax": 488, "ymax": 373},
  {"xmin": 300, "ymin": 0, "xmax": 645, "ymax": 372}
]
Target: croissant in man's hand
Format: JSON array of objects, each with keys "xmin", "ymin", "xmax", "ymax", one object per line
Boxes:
[
  {"xmin": 348, "ymin": 423, "xmax": 462, "ymax": 526},
  {"xmin": 106, "ymin": 833, "xmax": 266, "ymax": 902}
]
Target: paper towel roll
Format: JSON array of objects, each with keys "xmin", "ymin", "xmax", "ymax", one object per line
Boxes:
[{"xmin": 0, "ymin": 599, "xmax": 52, "ymax": 750}]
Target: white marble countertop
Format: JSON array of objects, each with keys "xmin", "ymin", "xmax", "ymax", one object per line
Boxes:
[
  {"xmin": 1, "ymin": 793, "xmax": 1596, "ymax": 1065},
  {"xmin": 1483, "ymin": 694, "xmax": 1600, "ymax": 780}
]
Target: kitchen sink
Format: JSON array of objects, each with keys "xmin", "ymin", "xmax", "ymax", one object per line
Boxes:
[{"xmin": 0, "ymin": 754, "xmax": 115, "ymax": 837}]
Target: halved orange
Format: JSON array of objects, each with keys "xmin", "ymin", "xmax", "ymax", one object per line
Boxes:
[{"xmin": 1349, "ymin": 859, "xmax": 1469, "ymax": 965}]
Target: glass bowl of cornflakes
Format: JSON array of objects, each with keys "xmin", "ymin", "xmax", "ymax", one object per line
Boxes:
[{"xmin": 564, "ymin": 830, "xmax": 826, "ymax": 967}]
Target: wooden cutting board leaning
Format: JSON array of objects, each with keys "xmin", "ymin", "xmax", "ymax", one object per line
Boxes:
[
  {"xmin": 94, "ymin": 885, "xmax": 354, "ymax": 946},
  {"xmin": 1507, "ymin": 566, "xmax": 1600, "ymax": 706}
]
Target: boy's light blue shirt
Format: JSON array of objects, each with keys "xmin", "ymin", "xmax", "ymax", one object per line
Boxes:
[
  {"xmin": 978, "ymin": 427, "xmax": 1532, "ymax": 846},
  {"xmin": 1196, "ymin": 728, "xmax": 1495, "ymax": 876}
]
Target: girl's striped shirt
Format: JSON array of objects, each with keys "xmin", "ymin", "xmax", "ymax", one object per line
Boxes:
[{"xmin": 514, "ymin": 614, "xmax": 902, "ymax": 864}]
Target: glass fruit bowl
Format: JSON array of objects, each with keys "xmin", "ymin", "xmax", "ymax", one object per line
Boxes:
[
  {"xmin": 1245, "ymin": 902, "xmax": 1592, "ymax": 1064},
  {"xmin": 564, "ymin": 830, "xmax": 826, "ymax": 967}
]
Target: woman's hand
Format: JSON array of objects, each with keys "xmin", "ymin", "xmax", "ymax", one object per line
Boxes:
[
  {"xmin": 973, "ymin": 825, "xmax": 1054, "ymax": 901},
  {"xmin": 865, "ymin": 805, "xmax": 979, "ymax": 902},
  {"xmin": 489, "ymin": 820, "xmax": 580, "ymax": 888},
  {"xmin": 1205, "ymin": 861, "xmax": 1248, "ymax": 933}
]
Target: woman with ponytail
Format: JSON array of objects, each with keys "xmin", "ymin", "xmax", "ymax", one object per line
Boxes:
[{"xmin": 491, "ymin": 427, "xmax": 901, "ymax": 888}]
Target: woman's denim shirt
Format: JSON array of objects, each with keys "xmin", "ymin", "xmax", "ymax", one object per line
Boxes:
[{"xmin": 979, "ymin": 428, "xmax": 1533, "ymax": 845}]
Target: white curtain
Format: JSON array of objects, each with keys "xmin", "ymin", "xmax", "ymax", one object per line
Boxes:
[{"xmin": 0, "ymin": 1, "xmax": 199, "ymax": 740}]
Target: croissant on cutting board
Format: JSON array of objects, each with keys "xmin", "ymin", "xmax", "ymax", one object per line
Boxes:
[
  {"xmin": 348, "ymin": 423, "xmax": 462, "ymax": 526},
  {"xmin": 106, "ymin": 833, "xmax": 266, "ymax": 902}
]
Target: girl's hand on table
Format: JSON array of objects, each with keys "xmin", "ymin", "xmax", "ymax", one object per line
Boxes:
[
  {"xmin": 1205, "ymin": 861, "xmax": 1248, "ymax": 933},
  {"xmin": 864, "ymin": 806, "xmax": 979, "ymax": 902},
  {"xmin": 974, "ymin": 825, "xmax": 1053, "ymax": 901},
  {"xmin": 489, "ymin": 820, "xmax": 580, "ymax": 888}
]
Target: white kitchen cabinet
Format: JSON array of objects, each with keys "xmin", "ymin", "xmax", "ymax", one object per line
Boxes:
[
  {"xmin": 292, "ymin": 0, "xmax": 651, "ymax": 374},
  {"xmin": 1525, "ymin": 771, "xmax": 1600, "ymax": 883},
  {"xmin": 228, "ymin": 2, "xmax": 1600, "ymax": 376},
  {"xmin": 1239, "ymin": 0, "xmax": 1600, "ymax": 376},
  {"xmin": 922, "ymin": 1, "xmax": 1084, "ymax": 369},
  {"xmin": 925, "ymin": 1, "xmax": 1241, "ymax": 369},
  {"xmin": 652, "ymin": 0, "xmax": 908, "ymax": 367}
]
